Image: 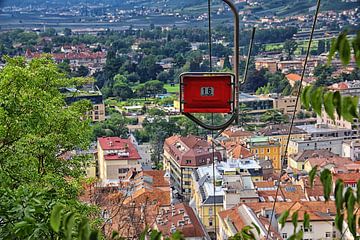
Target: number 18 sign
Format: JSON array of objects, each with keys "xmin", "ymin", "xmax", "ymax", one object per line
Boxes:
[{"xmin": 180, "ymin": 73, "xmax": 234, "ymax": 113}]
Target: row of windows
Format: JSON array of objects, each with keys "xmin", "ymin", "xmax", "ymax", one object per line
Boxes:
[{"xmin": 253, "ymin": 148, "xmax": 275, "ymax": 154}]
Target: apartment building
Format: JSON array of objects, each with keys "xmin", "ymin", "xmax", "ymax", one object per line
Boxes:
[
  {"xmin": 318, "ymin": 80, "xmax": 360, "ymax": 136},
  {"xmin": 246, "ymin": 136, "xmax": 281, "ymax": 170},
  {"xmin": 63, "ymin": 87, "xmax": 106, "ymax": 122},
  {"xmin": 259, "ymin": 124, "xmax": 307, "ymax": 157},
  {"xmin": 97, "ymin": 137, "xmax": 141, "ymax": 184},
  {"xmin": 272, "ymin": 95, "xmax": 301, "ymax": 115},
  {"xmin": 218, "ymin": 201, "xmax": 341, "ymax": 240},
  {"xmin": 163, "ymin": 135, "xmax": 222, "ymax": 200}
]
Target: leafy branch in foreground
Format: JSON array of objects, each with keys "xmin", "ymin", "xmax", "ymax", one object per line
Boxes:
[
  {"xmin": 328, "ymin": 30, "xmax": 360, "ymax": 67},
  {"xmin": 301, "ymin": 85, "xmax": 359, "ymax": 123},
  {"xmin": 308, "ymin": 168, "xmax": 360, "ymax": 239}
]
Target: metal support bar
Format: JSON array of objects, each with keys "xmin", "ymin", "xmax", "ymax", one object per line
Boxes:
[
  {"xmin": 243, "ymin": 27, "xmax": 256, "ymax": 85},
  {"xmin": 222, "ymin": 0, "xmax": 240, "ymax": 125},
  {"xmin": 180, "ymin": 0, "xmax": 239, "ymax": 131}
]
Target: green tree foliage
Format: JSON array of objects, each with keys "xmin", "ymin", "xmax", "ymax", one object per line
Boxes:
[
  {"xmin": 256, "ymin": 71, "xmax": 291, "ymax": 95},
  {"xmin": 242, "ymin": 68, "xmax": 268, "ymax": 93},
  {"xmin": 0, "ymin": 56, "xmax": 96, "ymax": 239},
  {"xmin": 92, "ymin": 112, "xmax": 129, "ymax": 140},
  {"xmin": 134, "ymin": 80, "xmax": 165, "ymax": 98},
  {"xmin": 260, "ymin": 109, "xmax": 288, "ymax": 124},
  {"xmin": 74, "ymin": 65, "xmax": 90, "ymax": 77},
  {"xmin": 143, "ymin": 116, "xmax": 180, "ymax": 165},
  {"xmin": 111, "ymin": 74, "xmax": 134, "ymax": 100},
  {"xmin": 283, "ymin": 39, "xmax": 298, "ymax": 60},
  {"xmin": 313, "ymin": 64, "xmax": 335, "ymax": 87},
  {"xmin": 63, "ymin": 28, "xmax": 72, "ymax": 37},
  {"xmin": 137, "ymin": 55, "xmax": 163, "ymax": 82},
  {"xmin": 317, "ymin": 40, "xmax": 326, "ymax": 55}
]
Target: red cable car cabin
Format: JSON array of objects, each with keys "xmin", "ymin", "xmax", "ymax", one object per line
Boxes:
[{"xmin": 180, "ymin": 73, "xmax": 235, "ymax": 113}]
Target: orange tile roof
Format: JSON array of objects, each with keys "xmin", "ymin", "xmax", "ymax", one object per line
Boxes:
[
  {"xmin": 245, "ymin": 201, "xmax": 336, "ymax": 221},
  {"xmin": 333, "ymin": 172, "xmax": 360, "ymax": 184},
  {"xmin": 228, "ymin": 145, "xmax": 254, "ymax": 159},
  {"xmin": 286, "ymin": 73, "xmax": 301, "ymax": 82},
  {"xmin": 306, "ymin": 156, "xmax": 354, "ymax": 172},
  {"xmin": 222, "ymin": 129, "xmax": 253, "ymax": 138}
]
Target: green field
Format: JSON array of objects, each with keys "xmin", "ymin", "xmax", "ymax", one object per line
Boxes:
[{"xmin": 164, "ymin": 84, "xmax": 180, "ymax": 93}]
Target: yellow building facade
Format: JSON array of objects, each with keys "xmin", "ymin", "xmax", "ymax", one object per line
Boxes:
[
  {"xmin": 191, "ymin": 168, "xmax": 223, "ymax": 238},
  {"xmin": 246, "ymin": 136, "xmax": 281, "ymax": 170}
]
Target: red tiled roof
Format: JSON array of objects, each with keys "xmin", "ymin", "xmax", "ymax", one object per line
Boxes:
[
  {"xmin": 222, "ymin": 128, "xmax": 253, "ymax": 138},
  {"xmin": 98, "ymin": 137, "xmax": 141, "ymax": 161},
  {"xmin": 328, "ymin": 82, "xmax": 349, "ymax": 90},
  {"xmin": 286, "ymin": 73, "xmax": 301, "ymax": 82},
  {"xmin": 333, "ymin": 172, "xmax": 360, "ymax": 184},
  {"xmin": 164, "ymin": 135, "xmax": 222, "ymax": 167},
  {"xmin": 26, "ymin": 50, "xmax": 106, "ymax": 60},
  {"xmin": 305, "ymin": 156, "xmax": 354, "ymax": 172},
  {"xmin": 156, "ymin": 203, "xmax": 206, "ymax": 238},
  {"xmin": 228, "ymin": 145, "xmax": 254, "ymax": 159}
]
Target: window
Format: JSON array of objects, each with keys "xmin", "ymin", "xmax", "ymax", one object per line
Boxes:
[
  {"xmin": 282, "ymin": 233, "xmax": 287, "ymax": 239},
  {"xmin": 209, "ymin": 219, "xmax": 213, "ymax": 226},
  {"xmin": 325, "ymin": 232, "xmax": 331, "ymax": 238},
  {"xmin": 94, "ymin": 110, "xmax": 99, "ymax": 115},
  {"xmin": 94, "ymin": 105, "xmax": 99, "ymax": 110},
  {"xmin": 209, "ymin": 207, "xmax": 213, "ymax": 215},
  {"xmin": 118, "ymin": 168, "xmax": 129, "ymax": 174},
  {"xmin": 267, "ymin": 148, "xmax": 270, "ymax": 153},
  {"xmin": 304, "ymin": 225, "xmax": 312, "ymax": 232},
  {"xmin": 186, "ymin": 160, "xmax": 191, "ymax": 164}
]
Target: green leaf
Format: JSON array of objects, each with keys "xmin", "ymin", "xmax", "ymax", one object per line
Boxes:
[
  {"xmin": 150, "ymin": 229, "xmax": 162, "ymax": 240},
  {"xmin": 335, "ymin": 179, "xmax": 344, "ymax": 215},
  {"xmin": 309, "ymin": 165, "xmax": 317, "ymax": 188},
  {"xmin": 64, "ymin": 212, "xmax": 76, "ymax": 240},
  {"xmin": 352, "ymin": 31, "xmax": 360, "ymax": 67},
  {"xmin": 335, "ymin": 214, "xmax": 344, "ymax": 233},
  {"xmin": 251, "ymin": 222, "xmax": 260, "ymax": 235},
  {"xmin": 339, "ymin": 36, "xmax": 351, "ymax": 65},
  {"xmin": 350, "ymin": 96, "xmax": 359, "ymax": 119},
  {"xmin": 341, "ymin": 96, "xmax": 356, "ymax": 123},
  {"xmin": 78, "ymin": 218, "xmax": 91, "ymax": 240},
  {"xmin": 301, "ymin": 86, "xmax": 311, "ymax": 110},
  {"xmin": 139, "ymin": 227, "xmax": 148, "ymax": 240},
  {"xmin": 303, "ymin": 212, "xmax": 310, "ymax": 229},
  {"xmin": 323, "ymin": 91, "xmax": 335, "ymax": 121},
  {"xmin": 50, "ymin": 204, "xmax": 64, "ymax": 233},
  {"xmin": 310, "ymin": 87, "xmax": 323, "ymax": 115},
  {"xmin": 295, "ymin": 230, "xmax": 303, "ymax": 240},
  {"xmin": 320, "ymin": 169, "xmax": 332, "ymax": 202},
  {"xmin": 347, "ymin": 191, "xmax": 356, "ymax": 237},
  {"xmin": 333, "ymin": 91, "xmax": 342, "ymax": 120},
  {"xmin": 291, "ymin": 211, "xmax": 299, "ymax": 234},
  {"xmin": 111, "ymin": 231, "xmax": 119, "ymax": 239},
  {"xmin": 278, "ymin": 210, "xmax": 289, "ymax": 229},
  {"xmin": 89, "ymin": 230, "xmax": 99, "ymax": 240},
  {"xmin": 344, "ymin": 187, "xmax": 353, "ymax": 209},
  {"xmin": 328, "ymin": 38, "xmax": 338, "ymax": 65}
]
